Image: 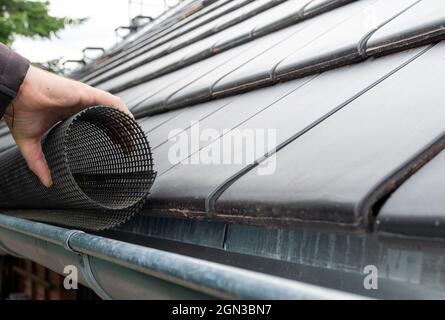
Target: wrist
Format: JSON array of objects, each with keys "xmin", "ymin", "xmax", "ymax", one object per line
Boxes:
[{"xmin": 0, "ymin": 44, "xmax": 30, "ymax": 118}]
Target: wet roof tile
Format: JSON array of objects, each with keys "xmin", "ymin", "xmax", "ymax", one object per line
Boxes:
[{"xmin": 68, "ymin": 0, "xmax": 445, "ymax": 236}]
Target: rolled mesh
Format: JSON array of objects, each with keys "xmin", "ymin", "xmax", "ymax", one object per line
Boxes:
[{"xmin": 0, "ymin": 106, "xmax": 156, "ymax": 231}]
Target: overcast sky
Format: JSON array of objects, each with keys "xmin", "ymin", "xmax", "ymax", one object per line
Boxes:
[{"xmin": 13, "ymin": 0, "xmax": 175, "ymax": 63}]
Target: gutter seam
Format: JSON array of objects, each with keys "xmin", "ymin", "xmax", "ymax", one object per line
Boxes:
[
  {"xmin": 79, "ymin": 254, "xmax": 114, "ymax": 300},
  {"xmin": 62, "ymin": 229, "xmax": 113, "ymax": 299},
  {"xmin": 64, "ymin": 230, "xmax": 85, "ymax": 252}
]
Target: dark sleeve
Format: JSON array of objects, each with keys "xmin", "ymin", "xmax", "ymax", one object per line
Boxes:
[{"xmin": 0, "ymin": 43, "xmax": 30, "ymax": 118}]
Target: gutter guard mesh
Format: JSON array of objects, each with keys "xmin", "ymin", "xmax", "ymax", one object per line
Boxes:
[{"xmin": 0, "ymin": 106, "xmax": 156, "ymax": 231}]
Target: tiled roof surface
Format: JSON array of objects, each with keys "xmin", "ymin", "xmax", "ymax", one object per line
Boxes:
[{"xmin": 3, "ymin": 0, "xmax": 445, "ymax": 240}]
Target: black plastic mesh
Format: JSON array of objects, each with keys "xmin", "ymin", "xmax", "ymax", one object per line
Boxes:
[{"xmin": 0, "ymin": 106, "xmax": 156, "ymax": 231}]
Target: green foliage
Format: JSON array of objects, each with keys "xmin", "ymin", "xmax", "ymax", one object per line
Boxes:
[{"xmin": 0, "ymin": 0, "xmax": 85, "ymax": 46}]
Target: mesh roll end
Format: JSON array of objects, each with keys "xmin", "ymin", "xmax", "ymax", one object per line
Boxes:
[{"xmin": 0, "ymin": 106, "xmax": 156, "ymax": 231}]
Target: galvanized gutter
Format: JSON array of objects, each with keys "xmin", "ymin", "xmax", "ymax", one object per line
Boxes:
[{"xmin": 0, "ymin": 213, "xmax": 364, "ymax": 300}]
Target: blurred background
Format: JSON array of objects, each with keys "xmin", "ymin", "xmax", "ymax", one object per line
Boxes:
[{"xmin": 7, "ymin": 0, "xmax": 183, "ymax": 72}]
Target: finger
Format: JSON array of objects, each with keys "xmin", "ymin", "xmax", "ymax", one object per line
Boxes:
[
  {"xmin": 18, "ymin": 139, "xmax": 53, "ymax": 188},
  {"xmin": 82, "ymin": 85, "xmax": 134, "ymax": 119}
]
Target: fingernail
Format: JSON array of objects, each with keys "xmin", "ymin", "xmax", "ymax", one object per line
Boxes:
[
  {"xmin": 45, "ymin": 178, "xmax": 53, "ymax": 188},
  {"xmin": 40, "ymin": 174, "xmax": 53, "ymax": 188}
]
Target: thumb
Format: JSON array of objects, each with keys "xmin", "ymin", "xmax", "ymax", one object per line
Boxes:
[
  {"xmin": 80, "ymin": 84, "xmax": 133, "ymax": 119},
  {"xmin": 18, "ymin": 139, "xmax": 53, "ymax": 188}
]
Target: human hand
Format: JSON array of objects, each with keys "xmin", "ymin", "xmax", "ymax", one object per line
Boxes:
[{"xmin": 4, "ymin": 65, "xmax": 132, "ymax": 188}]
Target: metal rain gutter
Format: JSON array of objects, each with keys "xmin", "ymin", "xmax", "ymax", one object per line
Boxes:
[{"xmin": 0, "ymin": 213, "xmax": 364, "ymax": 300}]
